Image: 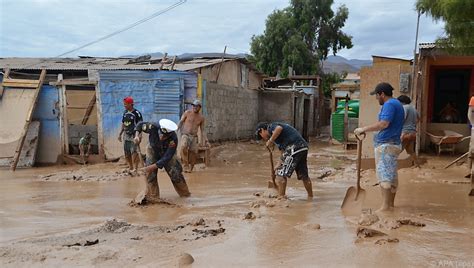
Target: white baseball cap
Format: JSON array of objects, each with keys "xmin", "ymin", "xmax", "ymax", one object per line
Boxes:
[{"xmin": 159, "ymin": 119, "xmax": 178, "ymax": 133}]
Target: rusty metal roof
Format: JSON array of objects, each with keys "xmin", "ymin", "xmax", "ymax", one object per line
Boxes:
[{"xmin": 0, "ymin": 57, "xmax": 232, "ymax": 71}]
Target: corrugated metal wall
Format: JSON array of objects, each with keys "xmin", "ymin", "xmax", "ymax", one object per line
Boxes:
[{"xmin": 98, "ymin": 70, "xmax": 197, "ymax": 158}]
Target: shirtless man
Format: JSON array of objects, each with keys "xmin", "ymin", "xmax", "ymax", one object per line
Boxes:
[{"xmin": 177, "ymin": 99, "xmax": 209, "ymax": 173}]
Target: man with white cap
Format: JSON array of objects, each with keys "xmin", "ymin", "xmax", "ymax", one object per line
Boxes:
[
  {"xmin": 134, "ymin": 119, "xmax": 191, "ymax": 200},
  {"xmin": 177, "ymin": 99, "xmax": 209, "ymax": 173}
]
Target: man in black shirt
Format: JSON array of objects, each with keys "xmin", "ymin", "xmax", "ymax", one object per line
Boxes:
[
  {"xmin": 134, "ymin": 119, "xmax": 191, "ymax": 201},
  {"xmin": 255, "ymin": 122, "xmax": 313, "ymax": 199},
  {"xmin": 118, "ymin": 96, "xmax": 143, "ymax": 173}
]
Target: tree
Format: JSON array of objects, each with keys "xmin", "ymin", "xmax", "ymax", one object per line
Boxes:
[
  {"xmin": 416, "ymin": 0, "xmax": 474, "ymax": 55},
  {"xmin": 250, "ymin": 0, "xmax": 353, "ymax": 77},
  {"xmin": 321, "ymin": 72, "xmax": 342, "ymax": 98}
]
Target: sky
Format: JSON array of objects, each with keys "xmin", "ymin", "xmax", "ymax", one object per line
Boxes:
[{"xmin": 0, "ymin": 0, "xmax": 445, "ymax": 60}]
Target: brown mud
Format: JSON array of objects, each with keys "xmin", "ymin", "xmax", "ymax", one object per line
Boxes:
[{"xmin": 0, "ymin": 140, "xmax": 473, "ymax": 267}]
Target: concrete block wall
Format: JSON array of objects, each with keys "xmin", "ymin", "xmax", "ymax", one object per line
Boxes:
[
  {"xmin": 258, "ymin": 91, "xmax": 294, "ymax": 125},
  {"xmin": 205, "ymin": 82, "xmax": 259, "ymax": 141}
]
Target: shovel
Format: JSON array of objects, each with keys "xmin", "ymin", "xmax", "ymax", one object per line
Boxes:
[
  {"xmin": 341, "ymin": 133, "xmax": 366, "ymax": 214},
  {"xmin": 469, "ymin": 171, "xmax": 474, "ymax": 196},
  {"xmin": 266, "ymin": 146, "xmax": 277, "ymax": 189}
]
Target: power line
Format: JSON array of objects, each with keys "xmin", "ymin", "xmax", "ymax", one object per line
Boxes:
[{"xmin": 20, "ymin": 0, "xmax": 186, "ymax": 69}]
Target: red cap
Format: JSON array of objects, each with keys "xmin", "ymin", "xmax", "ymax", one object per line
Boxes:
[{"xmin": 123, "ymin": 96, "xmax": 134, "ymax": 104}]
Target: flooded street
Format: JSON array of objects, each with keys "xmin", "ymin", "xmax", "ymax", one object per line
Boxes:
[{"xmin": 1, "ymin": 140, "xmax": 473, "ymax": 267}]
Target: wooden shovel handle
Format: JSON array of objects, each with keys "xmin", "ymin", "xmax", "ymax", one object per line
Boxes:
[{"xmin": 266, "ymin": 146, "xmax": 277, "ymax": 186}]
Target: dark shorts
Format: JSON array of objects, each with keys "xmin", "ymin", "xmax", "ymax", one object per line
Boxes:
[
  {"xmin": 276, "ymin": 145, "xmax": 309, "ymax": 180},
  {"xmin": 124, "ymin": 140, "xmax": 137, "ymax": 157},
  {"xmin": 146, "ymin": 145, "xmax": 186, "ymax": 184}
]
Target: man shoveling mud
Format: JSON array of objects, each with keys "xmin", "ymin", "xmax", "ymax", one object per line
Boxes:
[
  {"xmin": 255, "ymin": 122, "xmax": 313, "ymax": 199},
  {"xmin": 354, "ymin": 82, "xmax": 404, "ymax": 212},
  {"xmin": 118, "ymin": 97, "xmax": 143, "ymax": 174},
  {"xmin": 177, "ymin": 99, "xmax": 209, "ymax": 173},
  {"xmin": 134, "ymin": 119, "xmax": 191, "ymax": 202}
]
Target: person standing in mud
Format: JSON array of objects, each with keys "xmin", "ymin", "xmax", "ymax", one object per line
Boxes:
[
  {"xmin": 134, "ymin": 119, "xmax": 191, "ymax": 201},
  {"xmin": 118, "ymin": 96, "xmax": 143, "ymax": 174},
  {"xmin": 354, "ymin": 82, "xmax": 404, "ymax": 212},
  {"xmin": 397, "ymin": 95, "xmax": 420, "ymax": 168},
  {"xmin": 177, "ymin": 99, "xmax": 209, "ymax": 173},
  {"xmin": 79, "ymin": 133, "xmax": 92, "ymax": 163},
  {"xmin": 255, "ymin": 122, "xmax": 313, "ymax": 198}
]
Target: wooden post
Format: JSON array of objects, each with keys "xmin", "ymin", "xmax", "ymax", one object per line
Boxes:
[
  {"xmin": 11, "ymin": 69, "xmax": 46, "ymax": 171},
  {"xmin": 159, "ymin": 53, "xmax": 168, "ymax": 70},
  {"xmin": 0, "ymin": 68, "xmax": 11, "ymax": 99},
  {"xmin": 81, "ymin": 94, "xmax": 96, "ymax": 125},
  {"xmin": 58, "ymin": 74, "xmax": 70, "ymax": 156},
  {"xmin": 95, "ymin": 84, "xmax": 105, "ymax": 159},
  {"xmin": 215, "ymin": 46, "xmax": 227, "ymax": 83}
]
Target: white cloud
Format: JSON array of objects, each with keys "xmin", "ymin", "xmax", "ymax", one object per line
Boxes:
[{"xmin": 0, "ymin": 0, "xmax": 444, "ymax": 60}]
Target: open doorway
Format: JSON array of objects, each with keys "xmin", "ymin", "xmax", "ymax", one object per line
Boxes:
[
  {"xmin": 431, "ymin": 68, "xmax": 471, "ymax": 124},
  {"xmin": 65, "ymin": 85, "xmax": 99, "ymax": 155}
]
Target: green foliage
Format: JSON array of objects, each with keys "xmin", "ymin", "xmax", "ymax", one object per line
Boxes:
[
  {"xmin": 416, "ymin": 0, "xmax": 474, "ymax": 55},
  {"xmin": 250, "ymin": 0, "xmax": 353, "ymax": 77},
  {"xmin": 321, "ymin": 72, "xmax": 342, "ymax": 98}
]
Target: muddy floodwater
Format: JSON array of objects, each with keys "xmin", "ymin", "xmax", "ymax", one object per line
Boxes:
[{"xmin": 1, "ymin": 140, "xmax": 473, "ymax": 267}]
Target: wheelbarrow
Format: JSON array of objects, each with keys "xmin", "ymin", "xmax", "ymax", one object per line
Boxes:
[{"xmin": 425, "ymin": 130, "xmax": 470, "ymax": 156}]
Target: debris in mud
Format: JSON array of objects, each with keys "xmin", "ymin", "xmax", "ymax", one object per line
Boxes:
[
  {"xmin": 315, "ymin": 167, "xmax": 334, "ymax": 180},
  {"xmin": 39, "ymin": 165, "xmax": 134, "ymax": 182},
  {"xmin": 375, "ymin": 219, "xmax": 401, "ymax": 230},
  {"xmin": 358, "ymin": 211, "xmax": 380, "ymax": 226},
  {"xmin": 356, "ymin": 227, "xmax": 387, "ymax": 238},
  {"xmin": 375, "ymin": 237, "xmax": 400, "ymax": 245},
  {"xmin": 64, "ymin": 239, "xmax": 99, "ymax": 247},
  {"xmin": 178, "ymin": 252, "xmax": 194, "ymax": 267},
  {"xmin": 397, "ymin": 219, "xmax": 426, "ymax": 227},
  {"xmin": 129, "ymin": 194, "xmax": 179, "ymax": 208},
  {"xmin": 98, "ymin": 219, "xmax": 131, "ymax": 233},
  {"xmin": 190, "ymin": 218, "xmax": 206, "ymax": 226},
  {"xmin": 244, "ymin": 212, "xmax": 256, "ymax": 220},
  {"xmin": 130, "ymin": 236, "xmax": 142, "ymax": 240},
  {"xmin": 192, "ymin": 228, "xmax": 225, "ymax": 237}
]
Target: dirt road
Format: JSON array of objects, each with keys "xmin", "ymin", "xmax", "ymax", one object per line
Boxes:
[{"xmin": 0, "ymin": 140, "xmax": 473, "ymax": 267}]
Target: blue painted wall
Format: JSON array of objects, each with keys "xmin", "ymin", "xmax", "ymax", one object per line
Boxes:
[{"xmin": 32, "ymin": 85, "xmax": 61, "ymax": 163}]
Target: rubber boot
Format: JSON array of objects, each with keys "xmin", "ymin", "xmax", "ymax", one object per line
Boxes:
[
  {"xmin": 303, "ymin": 179, "xmax": 313, "ymax": 198},
  {"xmin": 376, "ymin": 186, "xmax": 392, "ymax": 212},
  {"xmin": 173, "ymin": 182, "xmax": 191, "ymax": 197},
  {"xmin": 146, "ymin": 182, "xmax": 160, "ymax": 201},
  {"xmin": 275, "ymin": 176, "xmax": 287, "ymax": 197}
]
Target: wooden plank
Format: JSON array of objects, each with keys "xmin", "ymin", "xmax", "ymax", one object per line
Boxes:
[
  {"xmin": 11, "ymin": 69, "xmax": 47, "ymax": 171},
  {"xmin": 0, "ymin": 68, "xmax": 10, "ymax": 98},
  {"xmin": 49, "ymin": 79, "xmax": 96, "ymax": 86},
  {"xmin": 3, "ymin": 78, "xmax": 41, "ymax": 84},
  {"xmin": 2, "ymin": 82, "xmax": 39, "ymax": 88},
  {"xmin": 81, "ymin": 94, "xmax": 96, "ymax": 125},
  {"xmin": 94, "ymin": 84, "xmax": 105, "ymax": 159},
  {"xmin": 57, "ymin": 74, "xmax": 70, "ymax": 156}
]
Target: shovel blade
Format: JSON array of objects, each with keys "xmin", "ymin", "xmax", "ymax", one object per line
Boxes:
[{"xmin": 341, "ymin": 186, "xmax": 366, "ymax": 215}]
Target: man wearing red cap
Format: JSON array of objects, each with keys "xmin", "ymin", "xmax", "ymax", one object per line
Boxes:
[{"xmin": 118, "ymin": 96, "xmax": 143, "ymax": 173}]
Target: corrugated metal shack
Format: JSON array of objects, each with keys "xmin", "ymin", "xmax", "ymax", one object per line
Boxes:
[{"xmin": 0, "ymin": 55, "xmax": 265, "ymax": 165}]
